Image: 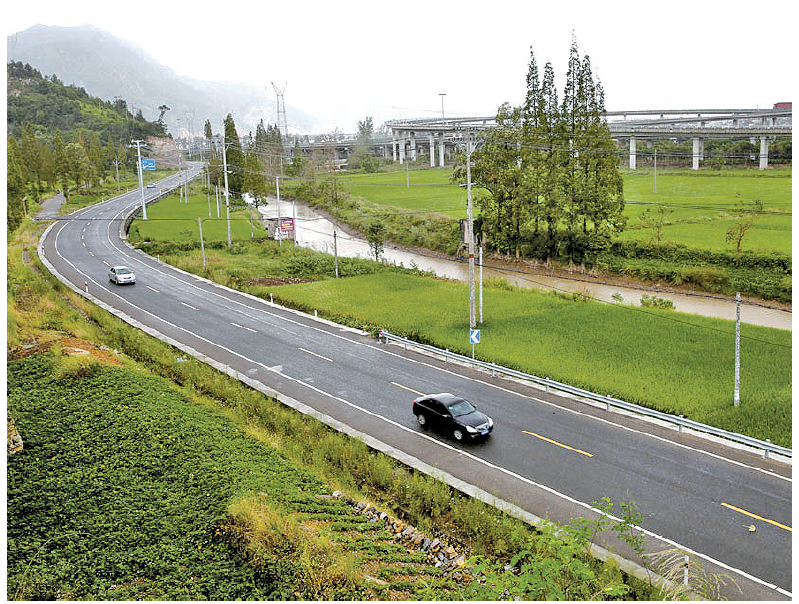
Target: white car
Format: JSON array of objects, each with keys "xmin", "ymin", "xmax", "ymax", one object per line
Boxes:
[
  {"xmin": 146, "ymin": 183, "xmax": 156, "ymax": 188},
  {"xmin": 108, "ymin": 265, "xmax": 136, "ymax": 285}
]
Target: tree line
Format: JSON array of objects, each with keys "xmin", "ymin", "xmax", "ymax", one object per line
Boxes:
[
  {"xmin": 453, "ymin": 38, "xmax": 625, "ymax": 264},
  {"xmin": 6, "ymin": 61, "xmax": 168, "ymax": 234}
]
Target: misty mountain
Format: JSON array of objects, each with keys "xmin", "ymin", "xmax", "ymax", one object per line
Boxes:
[{"xmin": 6, "ymin": 24, "xmax": 317, "ymax": 137}]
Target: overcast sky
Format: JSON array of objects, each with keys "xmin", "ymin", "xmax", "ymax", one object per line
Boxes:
[{"xmin": 5, "ymin": 0, "xmax": 796, "ymax": 132}]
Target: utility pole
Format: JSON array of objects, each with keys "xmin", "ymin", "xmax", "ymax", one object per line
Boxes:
[
  {"xmin": 466, "ymin": 128, "xmax": 476, "ymax": 329},
  {"xmin": 439, "ymin": 93, "xmax": 446, "ymax": 121},
  {"xmin": 131, "ymin": 139, "xmax": 147, "ymax": 220},
  {"xmin": 198, "ymin": 217, "xmax": 206, "ymax": 269},
  {"xmin": 653, "ymin": 149, "xmax": 658, "ymax": 194},
  {"xmin": 479, "ymin": 246, "xmax": 483, "ymax": 323},
  {"xmin": 734, "ymin": 292, "xmax": 741, "ymax": 407},
  {"xmin": 220, "ymin": 136, "xmax": 232, "ymax": 249},
  {"xmin": 333, "ymin": 230, "xmax": 339, "ymax": 278}
]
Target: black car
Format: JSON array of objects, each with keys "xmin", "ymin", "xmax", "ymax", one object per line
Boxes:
[{"xmin": 412, "ymin": 393, "xmax": 493, "ymax": 442}]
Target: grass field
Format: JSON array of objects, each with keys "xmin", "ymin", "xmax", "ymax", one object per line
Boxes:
[
  {"xmin": 265, "ymin": 272, "xmax": 791, "ymax": 448},
  {"xmin": 130, "ymin": 189, "xmax": 268, "ymax": 243},
  {"xmin": 331, "ymin": 166, "xmax": 792, "ymax": 255}
]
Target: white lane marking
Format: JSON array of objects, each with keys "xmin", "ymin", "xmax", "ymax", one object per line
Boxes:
[
  {"xmin": 96, "ymin": 203, "xmax": 790, "ymax": 484},
  {"xmin": 40, "ymin": 232, "xmax": 799, "ymax": 598},
  {"xmin": 49, "ymin": 173, "xmax": 791, "ymax": 595},
  {"xmin": 146, "ymin": 286, "xmax": 160, "ymax": 294},
  {"xmin": 298, "ymin": 347, "xmax": 333, "ymax": 362},
  {"xmin": 181, "ymin": 301, "xmax": 197, "ymax": 310},
  {"xmin": 231, "ymin": 322, "xmax": 257, "ymax": 333},
  {"xmin": 101, "ymin": 260, "xmax": 110, "ymax": 266}
]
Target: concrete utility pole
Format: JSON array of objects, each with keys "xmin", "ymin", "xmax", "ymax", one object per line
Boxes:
[
  {"xmin": 130, "ymin": 139, "xmax": 147, "ymax": 220},
  {"xmin": 220, "ymin": 136, "xmax": 232, "ymax": 249},
  {"xmin": 734, "ymin": 292, "xmax": 741, "ymax": 407},
  {"xmin": 465, "ymin": 128, "xmax": 476, "ymax": 329}
]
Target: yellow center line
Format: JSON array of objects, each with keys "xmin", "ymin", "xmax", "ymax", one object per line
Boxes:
[
  {"xmin": 523, "ymin": 431, "xmax": 594, "ymax": 457},
  {"xmin": 298, "ymin": 347, "xmax": 333, "ymax": 362},
  {"xmin": 721, "ymin": 502, "xmax": 792, "ymax": 532},
  {"xmin": 391, "ymin": 382, "xmax": 425, "ymax": 396}
]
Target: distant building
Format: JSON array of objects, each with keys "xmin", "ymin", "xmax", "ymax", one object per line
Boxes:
[{"xmin": 773, "ymin": 102, "xmax": 792, "ymax": 109}]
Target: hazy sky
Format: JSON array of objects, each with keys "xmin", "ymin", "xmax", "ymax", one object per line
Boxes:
[{"xmin": 5, "ymin": 0, "xmax": 796, "ymax": 132}]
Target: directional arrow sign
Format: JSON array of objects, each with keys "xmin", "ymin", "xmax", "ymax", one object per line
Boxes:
[
  {"xmin": 470, "ymin": 329, "xmax": 481, "ymax": 344},
  {"xmin": 141, "ymin": 158, "xmax": 156, "ymax": 171}
]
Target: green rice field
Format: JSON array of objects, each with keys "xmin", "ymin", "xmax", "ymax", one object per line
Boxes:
[
  {"xmin": 334, "ymin": 167, "xmax": 792, "ymax": 254},
  {"xmin": 266, "ymin": 272, "xmax": 791, "ymax": 448},
  {"xmin": 131, "ymin": 190, "xmax": 268, "ymax": 242}
]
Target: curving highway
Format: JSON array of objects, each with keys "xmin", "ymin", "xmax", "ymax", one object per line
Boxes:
[{"xmin": 38, "ymin": 167, "xmax": 791, "ymax": 600}]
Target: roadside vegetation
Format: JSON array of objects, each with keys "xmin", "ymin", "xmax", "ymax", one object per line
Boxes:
[
  {"xmin": 129, "ymin": 219, "xmax": 791, "ymax": 449},
  {"xmin": 9, "ymin": 218, "xmax": 665, "ymax": 600}
]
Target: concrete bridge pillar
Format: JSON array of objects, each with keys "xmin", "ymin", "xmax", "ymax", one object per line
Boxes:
[
  {"xmin": 399, "ymin": 132, "xmax": 406, "ymax": 164},
  {"xmin": 629, "ymin": 137, "xmax": 636, "ymax": 170},
  {"xmin": 439, "ymin": 133, "xmax": 445, "ymax": 166},
  {"xmin": 392, "ymin": 131, "xmax": 397, "ymax": 161},
  {"xmin": 429, "ymin": 133, "xmax": 435, "ymax": 167},
  {"xmin": 410, "ymin": 131, "xmax": 417, "ymax": 161},
  {"xmin": 759, "ymin": 136, "xmax": 769, "ymax": 170},
  {"xmin": 692, "ymin": 137, "xmax": 702, "ymax": 170}
]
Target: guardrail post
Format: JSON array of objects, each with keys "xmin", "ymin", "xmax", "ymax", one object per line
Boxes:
[
  {"xmin": 678, "ymin": 415, "xmax": 684, "ymax": 433},
  {"xmin": 764, "ymin": 439, "xmax": 770, "ymax": 459},
  {"xmin": 545, "ymin": 378, "xmax": 549, "ymax": 393}
]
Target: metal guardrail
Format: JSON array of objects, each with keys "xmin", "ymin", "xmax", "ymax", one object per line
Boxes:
[{"xmin": 377, "ymin": 330, "xmax": 791, "ymax": 460}]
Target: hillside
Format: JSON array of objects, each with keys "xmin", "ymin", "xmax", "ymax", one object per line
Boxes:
[{"xmin": 7, "ymin": 24, "xmax": 317, "ymax": 135}]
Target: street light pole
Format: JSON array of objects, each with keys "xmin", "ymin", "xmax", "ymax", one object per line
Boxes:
[{"xmin": 131, "ymin": 139, "xmax": 147, "ymax": 220}]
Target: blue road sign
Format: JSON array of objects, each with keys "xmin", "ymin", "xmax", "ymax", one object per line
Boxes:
[
  {"xmin": 142, "ymin": 158, "xmax": 156, "ymax": 171},
  {"xmin": 470, "ymin": 329, "xmax": 481, "ymax": 344}
]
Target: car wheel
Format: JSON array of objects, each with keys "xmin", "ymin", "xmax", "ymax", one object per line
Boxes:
[
  {"xmin": 453, "ymin": 429, "xmax": 464, "ymax": 442},
  {"xmin": 416, "ymin": 413, "xmax": 427, "ymax": 428}
]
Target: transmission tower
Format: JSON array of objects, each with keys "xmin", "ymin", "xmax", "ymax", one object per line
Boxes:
[{"xmin": 270, "ymin": 81, "xmax": 288, "ymax": 140}]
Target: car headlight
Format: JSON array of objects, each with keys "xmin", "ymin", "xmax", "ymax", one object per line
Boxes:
[
  {"xmin": 488, "ymin": 418, "xmax": 493, "ymax": 428},
  {"xmin": 466, "ymin": 425, "xmax": 478, "ymax": 433}
]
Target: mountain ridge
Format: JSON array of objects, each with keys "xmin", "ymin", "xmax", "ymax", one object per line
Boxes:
[{"xmin": 7, "ymin": 24, "xmax": 317, "ymax": 137}]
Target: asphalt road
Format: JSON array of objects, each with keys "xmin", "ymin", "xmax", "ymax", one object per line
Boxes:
[{"xmin": 38, "ymin": 168, "xmax": 792, "ymax": 600}]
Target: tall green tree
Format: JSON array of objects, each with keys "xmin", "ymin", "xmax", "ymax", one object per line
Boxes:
[
  {"xmin": 7, "ymin": 137, "xmax": 28, "ymax": 233},
  {"xmin": 52, "ymin": 131, "xmax": 69, "ymax": 191},
  {"xmin": 353, "ymin": 116, "xmax": 378, "ymax": 173},
  {"xmin": 223, "ymin": 113, "xmax": 245, "ymax": 198},
  {"xmin": 459, "ymin": 38, "xmax": 625, "ymax": 263}
]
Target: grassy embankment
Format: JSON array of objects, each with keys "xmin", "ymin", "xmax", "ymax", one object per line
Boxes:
[
  {"xmin": 8, "ymin": 213, "xmax": 657, "ymax": 599},
  {"xmin": 131, "ymin": 189, "xmax": 791, "ymax": 449},
  {"xmin": 283, "ymin": 166, "xmax": 791, "ymax": 302}
]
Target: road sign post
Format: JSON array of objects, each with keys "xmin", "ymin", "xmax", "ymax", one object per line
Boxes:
[{"xmin": 470, "ymin": 329, "xmax": 480, "ymax": 359}]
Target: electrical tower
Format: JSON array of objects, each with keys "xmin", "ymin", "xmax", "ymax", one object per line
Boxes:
[{"xmin": 270, "ymin": 81, "xmax": 288, "ymax": 140}]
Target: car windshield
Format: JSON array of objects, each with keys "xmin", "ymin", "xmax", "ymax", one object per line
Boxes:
[
  {"xmin": 116, "ymin": 268, "xmax": 131, "ymax": 274},
  {"xmin": 447, "ymin": 399, "xmax": 476, "ymax": 417}
]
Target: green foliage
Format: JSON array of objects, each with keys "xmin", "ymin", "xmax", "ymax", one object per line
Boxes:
[
  {"xmin": 7, "ymin": 61, "xmax": 166, "ymax": 142},
  {"xmin": 639, "ymin": 294, "xmax": 675, "ymax": 309}
]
